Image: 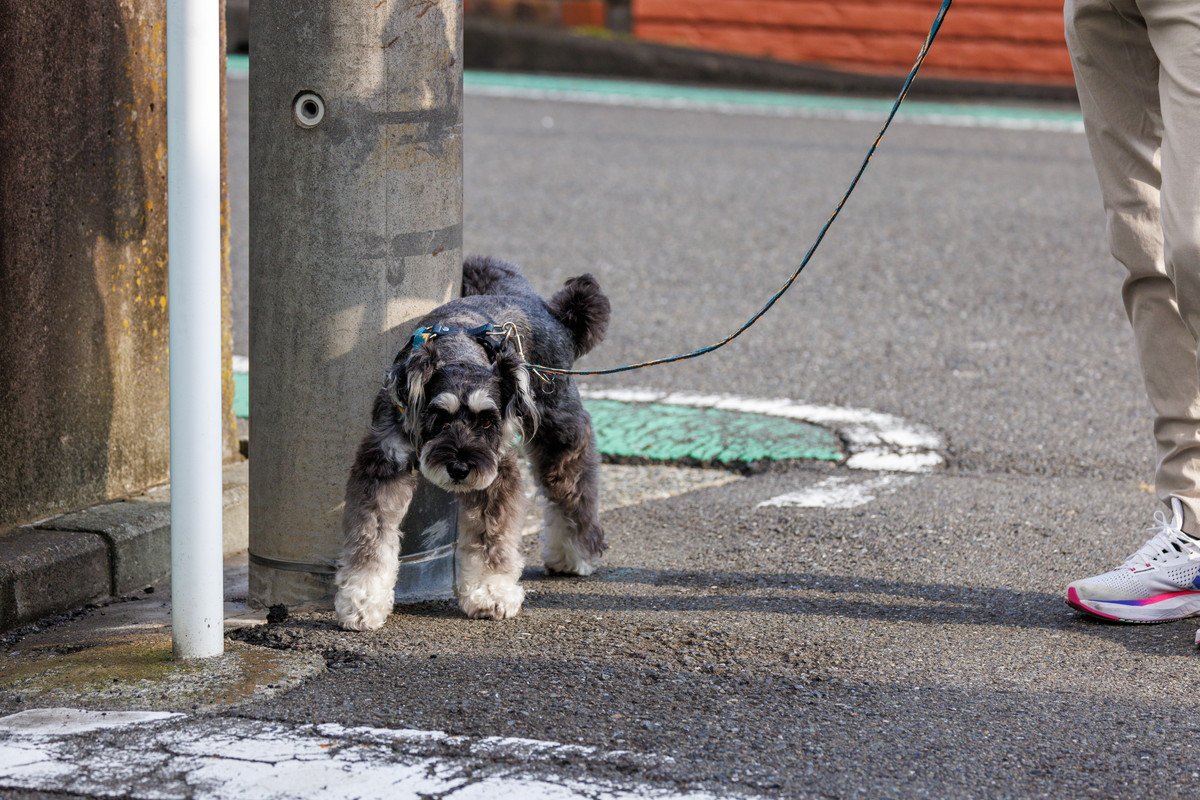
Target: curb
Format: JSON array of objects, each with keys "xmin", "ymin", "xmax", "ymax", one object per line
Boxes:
[
  {"xmin": 0, "ymin": 461, "xmax": 249, "ymax": 632},
  {"xmin": 464, "ymin": 17, "xmax": 1080, "ymax": 105}
]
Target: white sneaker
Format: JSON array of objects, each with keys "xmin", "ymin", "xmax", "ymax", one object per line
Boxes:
[{"xmin": 1067, "ymin": 497, "xmax": 1200, "ymax": 623}]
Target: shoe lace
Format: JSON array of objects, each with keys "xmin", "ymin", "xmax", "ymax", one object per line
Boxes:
[{"xmin": 1122, "ymin": 510, "xmax": 1200, "ymax": 569}]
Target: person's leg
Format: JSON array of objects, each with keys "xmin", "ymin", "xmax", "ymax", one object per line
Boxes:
[
  {"xmin": 1141, "ymin": 0, "xmax": 1200, "ymax": 525},
  {"xmin": 1066, "ymin": 0, "xmax": 1200, "ymax": 527},
  {"xmin": 1064, "ymin": 0, "xmax": 1200, "ymax": 622}
]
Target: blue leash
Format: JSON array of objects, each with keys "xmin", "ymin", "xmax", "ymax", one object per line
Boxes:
[{"xmin": 525, "ymin": 0, "xmax": 954, "ymax": 380}]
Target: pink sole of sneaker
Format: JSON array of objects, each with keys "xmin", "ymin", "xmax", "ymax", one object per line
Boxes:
[{"xmin": 1066, "ymin": 586, "xmax": 1172, "ymax": 624}]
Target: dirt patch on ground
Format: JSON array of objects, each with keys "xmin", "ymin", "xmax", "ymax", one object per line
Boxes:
[{"xmin": 1, "ymin": 633, "xmax": 323, "ymax": 713}]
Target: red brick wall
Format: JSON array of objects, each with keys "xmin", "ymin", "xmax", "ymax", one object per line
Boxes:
[
  {"xmin": 466, "ymin": 0, "xmax": 608, "ymax": 28},
  {"xmin": 632, "ymin": 0, "xmax": 1073, "ymax": 85}
]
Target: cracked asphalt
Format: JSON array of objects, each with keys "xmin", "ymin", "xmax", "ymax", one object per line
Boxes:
[{"xmin": 8, "ymin": 91, "xmax": 1198, "ymax": 798}]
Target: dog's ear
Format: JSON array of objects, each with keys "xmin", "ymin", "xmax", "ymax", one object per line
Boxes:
[
  {"xmin": 383, "ymin": 359, "xmax": 407, "ymax": 413},
  {"xmin": 384, "ymin": 344, "xmax": 435, "ymax": 438},
  {"xmin": 495, "ymin": 347, "xmax": 538, "ymax": 440}
]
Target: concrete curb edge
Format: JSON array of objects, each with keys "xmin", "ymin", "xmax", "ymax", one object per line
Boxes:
[{"xmin": 0, "ymin": 461, "xmax": 249, "ymax": 632}]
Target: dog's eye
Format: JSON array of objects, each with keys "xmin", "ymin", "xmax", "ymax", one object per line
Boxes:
[{"xmin": 480, "ymin": 418, "xmax": 493, "ymax": 429}]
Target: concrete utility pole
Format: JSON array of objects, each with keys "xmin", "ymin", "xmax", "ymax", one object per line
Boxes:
[{"xmin": 249, "ymin": 0, "xmax": 463, "ymax": 608}]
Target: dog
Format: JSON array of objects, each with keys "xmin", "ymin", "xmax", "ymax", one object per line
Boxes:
[{"xmin": 334, "ymin": 256, "xmax": 612, "ymax": 630}]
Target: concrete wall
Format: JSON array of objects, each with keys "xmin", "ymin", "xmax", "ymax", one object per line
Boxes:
[
  {"xmin": 631, "ymin": 0, "xmax": 1073, "ymax": 85},
  {"xmin": 0, "ymin": 0, "xmax": 237, "ymax": 530}
]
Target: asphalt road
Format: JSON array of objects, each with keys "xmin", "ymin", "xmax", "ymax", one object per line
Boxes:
[
  {"xmin": 55, "ymin": 86, "xmax": 1200, "ymax": 798},
  {"xmin": 219, "ymin": 91, "xmax": 1200, "ymax": 798}
]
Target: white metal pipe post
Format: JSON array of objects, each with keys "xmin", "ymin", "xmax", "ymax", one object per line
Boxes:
[{"xmin": 167, "ymin": 0, "xmax": 224, "ymax": 659}]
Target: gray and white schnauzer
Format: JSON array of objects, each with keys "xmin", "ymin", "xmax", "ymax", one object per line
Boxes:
[{"xmin": 334, "ymin": 256, "xmax": 611, "ymax": 630}]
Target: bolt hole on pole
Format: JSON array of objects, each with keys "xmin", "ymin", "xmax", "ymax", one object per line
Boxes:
[
  {"xmin": 166, "ymin": 0, "xmax": 224, "ymax": 659},
  {"xmin": 293, "ymin": 91, "xmax": 325, "ymax": 128}
]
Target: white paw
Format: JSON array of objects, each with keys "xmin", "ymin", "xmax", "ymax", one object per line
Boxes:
[
  {"xmin": 458, "ymin": 580, "xmax": 525, "ymax": 620},
  {"xmin": 334, "ymin": 584, "xmax": 393, "ymax": 631},
  {"xmin": 543, "ymin": 551, "xmax": 595, "ymax": 576},
  {"xmin": 542, "ymin": 536, "xmax": 595, "ymax": 576}
]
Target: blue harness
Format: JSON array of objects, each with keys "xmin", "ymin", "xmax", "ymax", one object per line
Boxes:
[{"xmin": 410, "ymin": 322, "xmax": 504, "ymax": 357}]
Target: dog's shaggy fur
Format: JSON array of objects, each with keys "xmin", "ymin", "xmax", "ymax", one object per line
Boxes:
[{"xmin": 334, "ymin": 256, "xmax": 611, "ymax": 630}]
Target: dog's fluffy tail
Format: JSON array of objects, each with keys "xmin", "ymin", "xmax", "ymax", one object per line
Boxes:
[
  {"xmin": 548, "ymin": 274, "xmax": 611, "ymax": 359},
  {"xmin": 461, "ymin": 255, "xmax": 522, "ymax": 298}
]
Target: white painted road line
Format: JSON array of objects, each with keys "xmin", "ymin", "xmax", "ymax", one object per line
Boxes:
[
  {"xmin": 0, "ymin": 709, "xmax": 739, "ymax": 800},
  {"xmin": 759, "ymin": 475, "xmax": 916, "ymax": 510},
  {"xmin": 0, "ymin": 708, "xmax": 183, "ymax": 736},
  {"xmin": 579, "ymin": 387, "xmax": 945, "ymax": 473}
]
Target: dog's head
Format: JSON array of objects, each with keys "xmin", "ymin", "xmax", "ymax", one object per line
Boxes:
[{"xmin": 385, "ymin": 334, "xmax": 537, "ymax": 493}]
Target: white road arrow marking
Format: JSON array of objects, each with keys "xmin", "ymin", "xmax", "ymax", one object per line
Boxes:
[{"xmin": 758, "ymin": 474, "xmax": 916, "ymax": 510}]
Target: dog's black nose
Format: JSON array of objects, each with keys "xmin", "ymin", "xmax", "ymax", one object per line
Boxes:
[{"xmin": 446, "ymin": 462, "xmax": 470, "ymax": 482}]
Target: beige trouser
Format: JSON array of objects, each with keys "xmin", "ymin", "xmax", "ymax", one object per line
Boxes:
[{"xmin": 1065, "ymin": 0, "xmax": 1200, "ymax": 528}]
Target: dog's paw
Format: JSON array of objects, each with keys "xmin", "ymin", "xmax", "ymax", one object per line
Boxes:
[
  {"xmin": 458, "ymin": 580, "xmax": 525, "ymax": 620},
  {"xmin": 540, "ymin": 513, "xmax": 600, "ymax": 576},
  {"xmin": 543, "ymin": 553, "xmax": 595, "ymax": 577},
  {"xmin": 542, "ymin": 537, "xmax": 595, "ymax": 576},
  {"xmin": 334, "ymin": 585, "xmax": 393, "ymax": 631}
]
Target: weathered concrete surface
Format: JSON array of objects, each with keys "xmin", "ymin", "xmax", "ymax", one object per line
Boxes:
[
  {"xmin": 0, "ymin": 529, "xmax": 110, "ymax": 631},
  {"xmin": 219, "ymin": 0, "xmax": 241, "ymax": 464},
  {"xmin": 0, "ymin": 712, "xmax": 715, "ymax": 799},
  {"xmin": 249, "ymin": 0, "xmax": 464, "ymax": 607},
  {"xmin": 0, "ymin": 1, "xmax": 239, "ymax": 530},
  {"xmin": 0, "ymin": 461, "xmax": 250, "ymax": 633},
  {"xmin": 38, "ymin": 501, "xmax": 172, "ymax": 596},
  {"xmin": 227, "ymin": 64, "xmax": 250, "ymax": 356},
  {"xmin": 0, "ymin": 0, "xmax": 170, "ymax": 528},
  {"xmin": 133, "ymin": 459, "xmax": 250, "ymax": 556}
]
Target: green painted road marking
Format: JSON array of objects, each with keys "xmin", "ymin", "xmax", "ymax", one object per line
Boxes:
[
  {"xmin": 227, "ymin": 54, "xmax": 249, "ymax": 76},
  {"xmin": 585, "ymin": 398, "xmax": 841, "ymax": 465},
  {"xmin": 225, "ymin": 55, "xmax": 1081, "ymax": 130},
  {"xmin": 465, "ymin": 71, "xmax": 1084, "ymax": 132},
  {"xmin": 234, "ymin": 370, "xmax": 249, "ymax": 419},
  {"xmin": 232, "ymin": 372, "xmax": 842, "ymax": 465}
]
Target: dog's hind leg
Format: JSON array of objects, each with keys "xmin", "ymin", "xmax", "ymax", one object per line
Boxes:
[
  {"xmin": 529, "ymin": 398, "xmax": 608, "ymax": 576},
  {"xmin": 456, "ymin": 451, "xmax": 527, "ymax": 620},
  {"xmin": 334, "ymin": 420, "xmax": 416, "ymax": 631}
]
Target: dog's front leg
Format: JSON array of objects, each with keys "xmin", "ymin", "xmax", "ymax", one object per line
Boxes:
[
  {"xmin": 456, "ymin": 451, "xmax": 526, "ymax": 620},
  {"xmin": 334, "ymin": 428, "xmax": 417, "ymax": 631}
]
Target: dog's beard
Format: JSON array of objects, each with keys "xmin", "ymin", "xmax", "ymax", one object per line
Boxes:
[{"xmin": 419, "ymin": 442, "xmax": 499, "ymax": 493}]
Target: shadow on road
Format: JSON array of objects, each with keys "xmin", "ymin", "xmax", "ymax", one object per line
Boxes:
[
  {"xmin": 233, "ymin": 566, "xmax": 1198, "ymax": 659},
  {"xmin": 523, "ymin": 566, "xmax": 1196, "ymax": 655}
]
